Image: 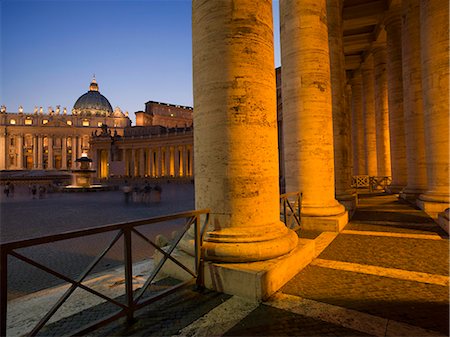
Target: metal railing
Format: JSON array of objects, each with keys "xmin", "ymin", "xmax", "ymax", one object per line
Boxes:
[
  {"xmin": 0, "ymin": 209, "xmax": 210, "ymax": 337},
  {"xmin": 280, "ymin": 192, "xmax": 302, "ymax": 230},
  {"xmin": 2, "ymin": 192, "xmax": 303, "ymax": 336}
]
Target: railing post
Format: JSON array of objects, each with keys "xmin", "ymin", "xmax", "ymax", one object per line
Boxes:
[
  {"xmin": 194, "ymin": 216, "xmax": 203, "ymax": 289},
  {"xmin": 123, "ymin": 228, "xmax": 134, "ymax": 325},
  {"xmin": 0, "ymin": 249, "xmax": 7, "ymax": 337}
]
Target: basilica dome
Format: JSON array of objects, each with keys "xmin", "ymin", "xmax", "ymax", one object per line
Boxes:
[{"xmin": 73, "ymin": 78, "xmax": 113, "ymax": 116}]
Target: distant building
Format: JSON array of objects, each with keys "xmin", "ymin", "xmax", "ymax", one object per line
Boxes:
[
  {"xmin": 90, "ymin": 101, "xmax": 194, "ymax": 179},
  {"xmin": 0, "ymin": 78, "xmax": 131, "ymax": 170}
]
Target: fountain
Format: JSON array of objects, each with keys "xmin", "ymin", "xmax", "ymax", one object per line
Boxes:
[{"xmin": 65, "ymin": 153, "xmax": 106, "ymax": 191}]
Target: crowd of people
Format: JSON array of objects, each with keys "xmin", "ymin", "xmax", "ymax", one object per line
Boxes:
[
  {"xmin": 2, "ymin": 181, "xmax": 52, "ymax": 199},
  {"xmin": 122, "ymin": 181, "xmax": 162, "ymax": 204}
]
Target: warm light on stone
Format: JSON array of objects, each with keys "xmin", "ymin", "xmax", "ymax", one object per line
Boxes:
[
  {"xmin": 361, "ymin": 55, "xmax": 378, "ymax": 176},
  {"xmin": 191, "ymin": 0, "xmax": 297, "ymax": 262},
  {"xmin": 385, "ymin": 1, "xmax": 407, "ymax": 192},
  {"xmin": 281, "ymin": 0, "xmax": 347, "ymax": 229},
  {"xmin": 328, "ymin": 0, "xmax": 354, "ymax": 208},
  {"xmin": 350, "ymin": 70, "xmax": 366, "ymax": 175},
  {"xmin": 400, "ymin": 0, "xmax": 427, "ymax": 200},
  {"xmin": 417, "ymin": 0, "xmax": 449, "ymax": 217},
  {"xmin": 372, "ymin": 42, "xmax": 392, "ymax": 177}
]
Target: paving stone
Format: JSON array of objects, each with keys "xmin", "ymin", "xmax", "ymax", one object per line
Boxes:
[
  {"xmin": 318, "ymin": 234, "xmax": 449, "ymax": 276},
  {"xmin": 224, "ymin": 304, "xmax": 372, "ymax": 336},
  {"xmin": 36, "ymin": 279, "xmax": 230, "ymax": 337},
  {"xmin": 282, "ymin": 265, "xmax": 449, "ymax": 334}
]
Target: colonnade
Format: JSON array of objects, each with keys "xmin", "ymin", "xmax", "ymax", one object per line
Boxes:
[
  {"xmin": 123, "ymin": 145, "xmax": 193, "ymax": 178},
  {"xmin": 173, "ymin": 0, "xmax": 449, "ymax": 299},
  {"xmin": 2, "ymin": 133, "xmax": 88, "ymax": 170},
  {"xmin": 348, "ymin": 0, "xmax": 449, "ymax": 217}
]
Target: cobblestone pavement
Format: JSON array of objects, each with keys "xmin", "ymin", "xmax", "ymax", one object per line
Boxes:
[
  {"xmin": 1, "ymin": 183, "xmax": 195, "ymax": 299},
  {"xmin": 5, "ymin": 192, "xmax": 449, "ymax": 336},
  {"xmin": 282, "ymin": 193, "xmax": 449, "ymax": 335}
]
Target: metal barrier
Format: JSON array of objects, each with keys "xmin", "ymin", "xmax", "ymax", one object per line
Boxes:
[
  {"xmin": 280, "ymin": 192, "xmax": 302, "ymax": 230},
  {"xmin": 0, "ymin": 209, "xmax": 210, "ymax": 337}
]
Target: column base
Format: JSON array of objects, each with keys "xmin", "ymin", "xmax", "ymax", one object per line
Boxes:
[
  {"xmin": 336, "ymin": 194, "xmax": 357, "ymax": 215},
  {"xmin": 301, "ymin": 211, "xmax": 348, "ymax": 232},
  {"xmin": 416, "ymin": 199, "xmax": 449, "ymax": 220},
  {"xmin": 155, "ymin": 239, "xmax": 315, "ymax": 301},
  {"xmin": 437, "ymin": 209, "xmax": 449, "ymax": 234}
]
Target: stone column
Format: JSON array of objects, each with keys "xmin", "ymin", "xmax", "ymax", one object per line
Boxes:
[
  {"xmin": 71, "ymin": 136, "xmax": 77, "ymax": 168},
  {"xmin": 327, "ymin": 0, "xmax": 354, "ymax": 208},
  {"xmin": 188, "ymin": 145, "xmax": 194, "ymax": 177},
  {"xmin": 372, "ymin": 44, "xmax": 392, "ymax": 177},
  {"xmin": 62, "ymin": 137, "xmax": 67, "ymax": 169},
  {"xmin": 281, "ymin": 0, "xmax": 347, "ymax": 230},
  {"xmin": 37, "ymin": 135, "xmax": 43, "ymax": 169},
  {"xmin": 165, "ymin": 146, "xmax": 171, "ymax": 177},
  {"xmin": 417, "ymin": 0, "xmax": 449, "ymax": 217},
  {"xmin": 183, "ymin": 146, "xmax": 188, "ymax": 177},
  {"xmin": 77, "ymin": 136, "xmax": 83, "ymax": 157},
  {"xmin": 158, "ymin": 147, "xmax": 163, "ymax": 177},
  {"xmin": 131, "ymin": 149, "xmax": 136, "ymax": 177},
  {"xmin": 139, "ymin": 148, "xmax": 145, "ymax": 177},
  {"xmin": 17, "ymin": 134, "xmax": 24, "ymax": 169},
  {"xmin": 173, "ymin": 146, "xmax": 179, "ymax": 177},
  {"xmin": 191, "ymin": 0, "xmax": 297, "ymax": 262},
  {"xmin": 350, "ymin": 70, "xmax": 365, "ymax": 175},
  {"xmin": 361, "ymin": 55, "xmax": 378, "ymax": 176},
  {"xmin": 0, "ymin": 129, "xmax": 6, "ymax": 170},
  {"xmin": 33, "ymin": 135, "xmax": 38, "ymax": 169},
  {"xmin": 48, "ymin": 135, "xmax": 54, "ymax": 169},
  {"xmin": 385, "ymin": 2, "xmax": 407, "ymax": 192},
  {"xmin": 361, "ymin": 54, "xmax": 378, "ymax": 176},
  {"xmin": 399, "ymin": 0, "xmax": 427, "ymax": 200}
]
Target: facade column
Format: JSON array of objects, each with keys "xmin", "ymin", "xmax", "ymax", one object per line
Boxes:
[
  {"xmin": 71, "ymin": 136, "xmax": 77, "ymax": 168},
  {"xmin": 173, "ymin": 146, "xmax": 179, "ymax": 177},
  {"xmin": 327, "ymin": 0, "xmax": 354, "ymax": 208},
  {"xmin": 385, "ymin": 3, "xmax": 407, "ymax": 192},
  {"xmin": 169, "ymin": 146, "xmax": 175, "ymax": 177},
  {"xmin": 164, "ymin": 146, "xmax": 169, "ymax": 177},
  {"xmin": 350, "ymin": 70, "xmax": 365, "ymax": 175},
  {"xmin": 139, "ymin": 148, "xmax": 145, "ymax": 177},
  {"xmin": 183, "ymin": 146, "xmax": 188, "ymax": 177},
  {"xmin": 176, "ymin": 146, "xmax": 183, "ymax": 177},
  {"xmin": 37, "ymin": 135, "xmax": 43, "ymax": 169},
  {"xmin": 399, "ymin": 0, "xmax": 427, "ymax": 200},
  {"xmin": 61, "ymin": 136, "xmax": 67, "ymax": 170},
  {"xmin": 157, "ymin": 147, "xmax": 163, "ymax": 177},
  {"xmin": 130, "ymin": 148, "xmax": 138, "ymax": 177},
  {"xmin": 33, "ymin": 135, "xmax": 38, "ymax": 169},
  {"xmin": 372, "ymin": 43, "xmax": 392, "ymax": 177},
  {"xmin": 77, "ymin": 136, "xmax": 82, "ymax": 157},
  {"xmin": 361, "ymin": 55, "xmax": 378, "ymax": 176},
  {"xmin": 48, "ymin": 135, "xmax": 54, "ymax": 169},
  {"xmin": 189, "ymin": 0, "xmax": 297, "ymax": 263},
  {"xmin": 188, "ymin": 145, "xmax": 194, "ymax": 177},
  {"xmin": 281, "ymin": 0, "xmax": 347, "ymax": 230},
  {"xmin": 417, "ymin": 0, "xmax": 450, "ymax": 217},
  {"xmin": 0, "ymin": 129, "xmax": 6, "ymax": 170},
  {"xmin": 17, "ymin": 134, "xmax": 24, "ymax": 169}
]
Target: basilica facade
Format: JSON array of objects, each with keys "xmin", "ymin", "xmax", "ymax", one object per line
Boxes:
[{"xmin": 0, "ymin": 78, "xmax": 130, "ymax": 171}]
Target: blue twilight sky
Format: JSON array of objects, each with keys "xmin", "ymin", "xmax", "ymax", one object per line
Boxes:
[{"xmin": 1, "ymin": 0, "xmax": 281, "ymax": 125}]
